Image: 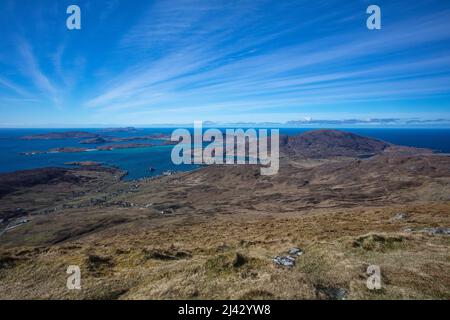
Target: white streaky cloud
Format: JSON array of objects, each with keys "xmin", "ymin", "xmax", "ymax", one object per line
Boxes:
[
  {"xmin": 0, "ymin": 76, "xmax": 33, "ymax": 97},
  {"xmin": 90, "ymin": 54, "xmax": 450, "ymax": 114},
  {"xmin": 16, "ymin": 38, "xmax": 60, "ymax": 106},
  {"xmin": 84, "ymin": 46, "xmax": 217, "ymax": 108},
  {"xmin": 83, "ymin": 4, "xmax": 450, "ymax": 116}
]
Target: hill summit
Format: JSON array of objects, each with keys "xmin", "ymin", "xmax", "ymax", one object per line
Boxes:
[{"xmin": 280, "ymin": 129, "xmax": 390, "ymax": 158}]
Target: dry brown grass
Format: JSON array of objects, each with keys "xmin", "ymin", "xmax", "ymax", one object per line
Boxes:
[
  {"xmin": 1, "ymin": 152, "xmax": 449, "ymax": 299},
  {"xmin": 1, "ymin": 202, "xmax": 448, "ymax": 299}
]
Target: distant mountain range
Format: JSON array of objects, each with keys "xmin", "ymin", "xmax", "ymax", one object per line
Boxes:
[
  {"xmin": 3, "ymin": 118, "xmax": 450, "ymax": 129},
  {"xmin": 119, "ymin": 118, "xmax": 449, "ymax": 128},
  {"xmin": 198, "ymin": 118, "xmax": 450, "ymax": 127}
]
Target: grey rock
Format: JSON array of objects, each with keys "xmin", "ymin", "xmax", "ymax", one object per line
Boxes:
[
  {"xmin": 422, "ymin": 227, "xmax": 450, "ymax": 235},
  {"xmin": 273, "ymin": 247, "xmax": 306, "ymax": 267},
  {"xmin": 273, "ymin": 255, "xmax": 296, "ymax": 267},
  {"xmin": 316, "ymin": 285, "xmax": 348, "ymax": 300},
  {"xmin": 391, "ymin": 212, "xmax": 407, "ymax": 221},
  {"xmin": 288, "ymin": 247, "xmax": 304, "ymax": 256}
]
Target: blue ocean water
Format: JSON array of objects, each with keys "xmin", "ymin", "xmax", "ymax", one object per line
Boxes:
[
  {"xmin": 0, "ymin": 128, "xmax": 449, "ymax": 180},
  {"xmin": 0, "ymin": 128, "xmax": 196, "ymax": 180}
]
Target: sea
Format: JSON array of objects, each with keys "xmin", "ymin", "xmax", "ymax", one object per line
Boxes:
[{"xmin": 0, "ymin": 128, "xmax": 449, "ymax": 181}]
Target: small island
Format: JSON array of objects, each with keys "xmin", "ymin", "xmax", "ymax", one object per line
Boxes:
[
  {"xmin": 98, "ymin": 127, "xmax": 139, "ymax": 133},
  {"xmin": 20, "ymin": 131, "xmax": 100, "ymax": 140},
  {"xmin": 64, "ymin": 161, "xmax": 103, "ymax": 166},
  {"xmin": 21, "ymin": 143, "xmax": 155, "ymax": 155},
  {"xmin": 21, "ymin": 130, "xmax": 173, "ymax": 145}
]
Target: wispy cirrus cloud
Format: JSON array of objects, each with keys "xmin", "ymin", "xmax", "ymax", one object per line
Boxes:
[
  {"xmin": 15, "ymin": 38, "xmax": 60, "ymax": 106},
  {"xmin": 83, "ymin": 2, "xmax": 450, "ymax": 121},
  {"xmin": 0, "ymin": 76, "xmax": 33, "ymax": 98},
  {"xmin": 2, "ymin": 0, "xmax": 450, "ymax": 126}
]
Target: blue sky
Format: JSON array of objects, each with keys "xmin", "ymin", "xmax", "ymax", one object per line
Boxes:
[{"xmin": 1, "ymin": 0, "xmax": 450, "ymax": 127}]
